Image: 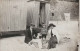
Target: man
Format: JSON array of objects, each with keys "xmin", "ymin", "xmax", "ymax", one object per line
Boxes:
[
  {"xmin": 24, "ymin": 24, "xmax": 36, "ymax": 44},
  {"xmin": 24, "ymin": 23, "xmax": 42, "ymax": 48},
  {"xmin": 46, "ymin": 23, "xmax": 60, "ymax": 49}
]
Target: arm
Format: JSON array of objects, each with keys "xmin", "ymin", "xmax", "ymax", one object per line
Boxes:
[
  {"xmin": 53, "ymin": 30, "xmax": 60, "ymax": 43},
  {"xmin": 46, "ymin": 30, "xmax": 51, "ymax": 41}
]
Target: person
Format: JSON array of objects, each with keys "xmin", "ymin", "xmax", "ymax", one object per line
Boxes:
[
  {"xmin": 46, "ymin": 23, "xmax": 60, "ymax": 49},
  {"xmin": 39, "ymin": 23, "xmax": 47, "ymax": 49},
  {"xmin": 24, "ymin": 23, "xmax": 43, "ymax": 48},
  {"xmin": 29, "ymin": 33, "xmax": 42, "ymax": 48},
  {"xmin": 24, "ymin": 23, "xmax": 36, "ymax": 44},
  {"xmin": 40, "ymin": 23, "xmax": 47, "ymax": 40}
]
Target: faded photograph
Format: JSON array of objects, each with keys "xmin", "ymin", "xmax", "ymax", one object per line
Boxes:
[{"xmin": 0, "ymin": 0, "xmax": 79, "ymax": 51}]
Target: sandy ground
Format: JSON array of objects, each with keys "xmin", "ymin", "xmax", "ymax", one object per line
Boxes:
[
  {"xmin": 0, "ymin": 36, "xmax": 78, "ymax": 51},
  {"xmin": 0, "ymin": 21, "xmax": 79, "ymax": 51}
]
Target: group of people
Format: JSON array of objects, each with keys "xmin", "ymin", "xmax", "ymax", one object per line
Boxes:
[{"xmin": 24, "ymin": 23, "xmax": 60, "ymax": 49}]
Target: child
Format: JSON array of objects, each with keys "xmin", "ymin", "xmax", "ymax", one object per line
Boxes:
[
  {"xmin": 40, "ymin": 23, "xmax": 47, "ymax": 49},
  {"xmin": 41, "ymin": 23, "xmax": 47, "ymax": 40}
]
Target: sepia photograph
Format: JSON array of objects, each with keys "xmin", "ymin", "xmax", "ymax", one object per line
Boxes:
[{"xmin": 0, "ymin": 0, "xmax": 79, "ymax": 51}]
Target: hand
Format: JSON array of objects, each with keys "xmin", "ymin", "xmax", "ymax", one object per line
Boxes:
[
  {"xmin": 28, "ymin": 41, "xmax": 32, "ymax": 46},
  {"xmin": 46, "ymin": 40, "xmax": 49, "ymax": 43},
  {"xmin": 28, "ymin": 42, "xmax": 31, "ymax": 46}
]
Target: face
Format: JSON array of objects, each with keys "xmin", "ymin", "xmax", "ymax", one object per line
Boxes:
[
  {"xmin": 43, "ymin": 25, "xmax": 46, "ymax": 28},
  {"xmin": 42, "ymin": 24, "xmax": 46, "ymax": 28},
  {"xmin": 50, "ymin": 26, "xmax": 54, "ymax": 29},
  {"xmin": 30, "ymin": 26, "xmax": 34, "ymax": 29}
]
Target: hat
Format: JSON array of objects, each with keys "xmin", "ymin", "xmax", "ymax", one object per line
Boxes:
[
  {"xmin": 47, "ymin": 23, "xmax": 56, "ymax": 30},
  {"xmin": 48, "ymin": 23, "xmax": 56, "ymax": 27}
]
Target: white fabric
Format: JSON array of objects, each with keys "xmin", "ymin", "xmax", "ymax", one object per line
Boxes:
[
  {"xmin": 46, "ymin": 28, "xmax": 60, "ymax": 43},
  {"xmin": 31, "ymin": 39, "xmax": 42, "ymax": 49},
  {"xmin": 30, "ymin": 28, "xmax": 32, "ymax": 35}
]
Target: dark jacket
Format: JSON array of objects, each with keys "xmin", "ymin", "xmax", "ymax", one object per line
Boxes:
[
  {"xmin": 48, "ymin": 35, "xmax": 58, "ymax": 49},
  {"xmin": 24, "ymin": 28, "xmax": 34, "ymax": 44},
  {"xmin": 24, "ymin": 27, "xmax": 41, "ymax": 44}
]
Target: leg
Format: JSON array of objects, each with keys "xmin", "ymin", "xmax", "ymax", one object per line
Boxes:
[
  {"xmin": 47, "ymin": 40, "xmax": 51, "ymax": 49},
  {"xmin": 44, "ymin": 34, "xmax": 46, "ymax": 40}
]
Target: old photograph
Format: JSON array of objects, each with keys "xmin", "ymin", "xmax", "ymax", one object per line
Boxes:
[{"xmin": 0, "ymin": 0, "xmax": 79, "ymax": 51}]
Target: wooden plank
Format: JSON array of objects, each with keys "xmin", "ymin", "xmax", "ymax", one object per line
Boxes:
[
  {"xmin": 79, "ymin": 0, "xmax": 80, "ymax": 33},
  {"xmin": 45, "ymin": 3, "xmax": 50, "ymax": 27},
  {"xmin": 32, "ymin": 1, "xmax": 40, "ymax": 27},
  {"xmin": 27, "ymin": 1, "xmax": 40, "ymax": 27},
  {"xmin": 0, "ymin": 1, "xmax": 27, "ymax": 32}
]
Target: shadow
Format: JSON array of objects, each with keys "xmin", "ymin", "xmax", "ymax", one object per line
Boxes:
[
  {"xmin": 0, "ymin": 30, "xmax": 25, "ymax": 39},
  {"xmin": 0, "ymin": 34, "xmax": 24, "ymax": 38}
]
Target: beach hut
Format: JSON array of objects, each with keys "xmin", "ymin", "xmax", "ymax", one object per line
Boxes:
[
  {"xmin": 27, "ymin": 0, "xmax": 51, "ymax": 27},
  {"xmin": 0, "ymin": 0, "xmax": 51, "ymax": 36}
]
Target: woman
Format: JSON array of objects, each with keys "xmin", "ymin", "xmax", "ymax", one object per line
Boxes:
[{"xmin": 46, "ymin": 23, "xmax": 60, "ymax": 49}]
